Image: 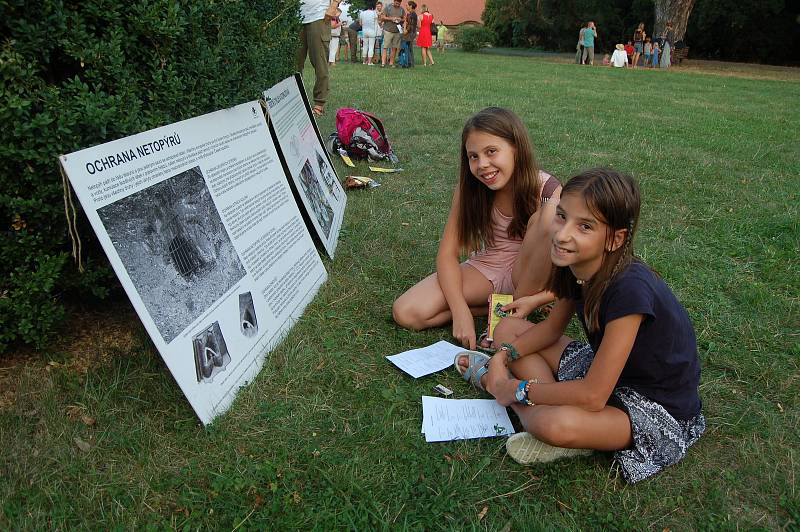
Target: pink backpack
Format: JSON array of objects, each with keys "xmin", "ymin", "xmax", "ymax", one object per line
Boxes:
[{"xmin": 335, "ymin": 108, "xmax": 393, "ymax": 161}]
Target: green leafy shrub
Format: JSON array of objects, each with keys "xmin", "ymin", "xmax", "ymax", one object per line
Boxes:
[
  {"xmin": 0, "ymin": 0, "xmax": 300, "ymax": 353},
  {"xmin": 455, "ymin": 26, "xmax": 493, "ymax": 52}
]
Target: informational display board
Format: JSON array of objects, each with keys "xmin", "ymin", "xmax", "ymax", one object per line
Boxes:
[
  {"xmin": 264, "ymin": 74, "xmax": 346, "ymax": 258},
  {"xmin": 59, "ymin": 101, "xmax": 327, "ymax": 425}
]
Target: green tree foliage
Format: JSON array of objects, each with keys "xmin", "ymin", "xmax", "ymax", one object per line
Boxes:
[
  {"xmin": 687, "ymin": 0, "xmax": 800, "ymax": 64},
  {"xmin": 455, "ymin": 26, "xmax": 494, "ymax": 52},
  {"xmin": 0, "ymin": 0, "xmax": 300, "ymax": 353},
  {"xmin": 482, "ymin": 0, "xmax": 799, "ymax": 64}
]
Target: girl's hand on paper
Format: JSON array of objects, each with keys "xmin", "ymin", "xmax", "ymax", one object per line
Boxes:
[{"xmin": 452, "ymin": 309, "xmax": 477, "ymax": 350}]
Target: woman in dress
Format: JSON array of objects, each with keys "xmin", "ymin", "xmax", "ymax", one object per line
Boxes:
[
  {"xmin": 660, "ymin": 21, "xmax": 674, "ymax": 68},
  {"xmin": 417, "ymin": 4, "xmax": 435, "ymax": 66}
]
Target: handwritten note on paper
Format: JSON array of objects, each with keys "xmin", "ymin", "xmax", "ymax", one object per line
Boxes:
[
  {"xmin": 421, "ymin": 396, "xmax": 516, "ymax": 442},
  {"xmin": 386, "ymin": 341, "xmax": 464, "ymax": 378}
]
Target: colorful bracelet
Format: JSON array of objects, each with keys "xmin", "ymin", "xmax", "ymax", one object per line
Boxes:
[
  {"xmin": 515, "ymin": 378, "xmax": 538, "ymax": 406},
  {"xmin": 500, "ymin": 343, "xmax": 520, "ymax": 361}
]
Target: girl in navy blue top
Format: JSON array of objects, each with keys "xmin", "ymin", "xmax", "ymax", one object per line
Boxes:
[{"xmin": 456, "ymin": 168, "xmax": 705, "ymax": 483}]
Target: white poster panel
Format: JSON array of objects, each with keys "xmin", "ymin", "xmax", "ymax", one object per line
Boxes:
[
  {"xmin": 264, "ymin": 74, "xmax": 346, "ymax": 258},
  {"xmin": 59, "ymin": 101, "xmax": 327, "ymax": 425}
]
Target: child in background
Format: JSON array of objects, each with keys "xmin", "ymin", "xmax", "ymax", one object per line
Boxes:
[
  {"xmin": 456, "ymin": 168, "xmax": 705, "ymax": 484},
  {"xmin": 624, "ymin": 41, "xmax": 634, "ymax": 64},
  {"xmin": 609, "ymin": 44, "xmax": 628, "ymax": 68},
  {"xmin": 643, "ymin": 37, "xmax": 652, "ymax": 67},
  {"xmin": 393, "ymin": 108, "xmax": 561, "ymax": 350},
  {"xmin": 602, "ymin": 53, "xmax": 610, "ymax": 66},
  {"xmin": 652, "ymin": 42, "xmax": 661, "ymax": 68},
  {"xmin": 437, "ymin": 21, "xmax": 447, "ymax": 53}
]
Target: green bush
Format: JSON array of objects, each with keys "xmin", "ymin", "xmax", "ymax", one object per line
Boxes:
[
  {"xmin": 455, "ymin": 26, "xmax": 493, "ymax": 52},
  {"xmin": 0, "ymin": 0, "xmax": 300, "ymax": 353}
]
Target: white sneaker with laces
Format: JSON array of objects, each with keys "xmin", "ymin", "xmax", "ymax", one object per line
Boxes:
[{"xmin": 506, "ymin": 433, "xmax": 593, "ymax": 464}]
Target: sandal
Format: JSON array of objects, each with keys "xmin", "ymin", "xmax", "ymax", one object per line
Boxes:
[
  {"xmin": 312, "ymin": 104, "xmax": 325, "ymax": 117},
  {"xmin": 454, "ymin": 351, "xmax": 490, "ymax": 391},
  {"xmin": 476, "ymin": 329, "xmax": 497, "ymax": 355}
]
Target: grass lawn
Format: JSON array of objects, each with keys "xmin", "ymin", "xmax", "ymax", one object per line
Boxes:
[{"xmin": 1, "ymin": 50, "xmax": 798, "ymax": 529}]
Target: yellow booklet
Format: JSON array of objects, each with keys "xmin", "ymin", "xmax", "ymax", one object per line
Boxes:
[
  {"xmin": 369, "ymin": 166, "xmax": 403, "ymax": 173},
  {"xmin": 487, "ymin": 293, "xmax": 513, "ymax": 340},
  {"xmin": 338, "ymin": 149, "xmax": 356, "ymax": 167}
]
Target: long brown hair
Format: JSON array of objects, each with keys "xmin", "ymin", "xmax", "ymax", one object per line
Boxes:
[
  {"xmin": 549, "ymin": 168, "xmax": 641, "ymax": 332},
  {"xmin": 457, "ymin": 107, "xmax": 541, "ymax": 255}
]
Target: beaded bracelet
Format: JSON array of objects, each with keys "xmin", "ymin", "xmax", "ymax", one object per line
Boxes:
[{"xmin": 499, "ymin": 343, "xmax": 520, "ymax": 361}]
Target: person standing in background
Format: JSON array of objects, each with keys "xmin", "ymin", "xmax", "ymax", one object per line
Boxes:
[
  {"xmin": 338, "ymin": 2, "xmax": 353, "ymax": 60},
  {"xmin": 417, "ymin": 4, "xmax": 434, "ymax": 66},
  {"xmin": 359, "ymin": 1, "xmax": 379, "ymax": 65},
  {"xmin": 374, "ymin": 2, "xmax": 385, "ymax": 64},
  {"xmin": 576, "ymin": 23, "xmax": 586, "ymax": 64},
  {"xmin": 631, "ymin": 22, "xmax": 646, "ymax": 68},
  {"xmin": 380, "ymin": 0, "xmax": 405, "ymax": 67},
  {"xmin": 329, "ymin": 14, "xmax": 342, "ymax": 65},
  {"xmin": 402, "ymin": 1, "xmax": 418, "ymax": 68},
  {"xmin": 660, "ymin": 21, "xmax": 674, "ymax": 68},
  {"xmin": 582, "ymin": 21, "xmax": 598, "ymax": 65},
  {"xmin": 347, "ymin": 20, "xmax": 360, "ymax": 62},
  {"xmin": 436, "ymin": 20, "xmax": 447, "ymax": 53},
  {"xmin": 296, "ymin": 0, "xmax": 334, "ymax": 117}
]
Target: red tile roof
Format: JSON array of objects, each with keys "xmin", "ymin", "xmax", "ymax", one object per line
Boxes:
[{"xmin": 413, "ymin": 0, "xmax": 485, "ymax": 26}]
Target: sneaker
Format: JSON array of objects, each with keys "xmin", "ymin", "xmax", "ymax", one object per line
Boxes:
[{"xmin": 505, "ymin": 433, "xmax": 593, "ymax": 464}]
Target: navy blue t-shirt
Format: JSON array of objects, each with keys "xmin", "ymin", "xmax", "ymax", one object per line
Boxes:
[{"xmin": 574, "ymin": 261, "xmax": 702, "ymax": 420}]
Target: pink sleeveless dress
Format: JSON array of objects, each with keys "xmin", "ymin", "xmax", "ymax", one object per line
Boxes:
[{"xmin": 463, "ymin": 171, "xmax": 559, "ymax": 294}]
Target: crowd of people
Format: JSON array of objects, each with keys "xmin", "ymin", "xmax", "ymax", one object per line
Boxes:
[
  {"xmin": 576, "ymin": 20, "xmax": 677, "ymax": 69},
  {"xmin": 295, "ymin": 0, "xmax": 447, "ymax": 117},
  {"xmin": 329, "ymin": 1, "xmax": 448, "ymax": 69}
]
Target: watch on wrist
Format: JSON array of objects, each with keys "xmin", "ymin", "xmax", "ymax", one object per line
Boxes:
[{"xmin": 500, "ymin": 343, "xmax": 520, "ymax": 361}]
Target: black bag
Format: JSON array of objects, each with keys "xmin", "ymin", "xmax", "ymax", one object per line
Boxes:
[
  {"xmin": 349, "ymin": 20, "xmax": 361, "ymax": 31},
  {"xmin": 430, "ymin": 22, "xmax": 438, "ymax": 38}
]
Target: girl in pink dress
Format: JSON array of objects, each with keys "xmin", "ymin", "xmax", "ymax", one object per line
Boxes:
[
  {"xmin": 393, "ymin": 108, "xmax": 561, "ymax": 350},
  {"xmin": 416, "ymin": 5, "xmax": 435, "ymax": 66}
]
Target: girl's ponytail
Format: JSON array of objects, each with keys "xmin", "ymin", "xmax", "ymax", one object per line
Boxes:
[{"xmin": 549, "ymin": 169, "xmax": 641, "ymax": 332}]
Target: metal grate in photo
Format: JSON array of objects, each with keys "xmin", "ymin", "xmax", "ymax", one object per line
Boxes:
[{"xmin": 168, "ymin": 235, "xmax": 204, "ymax": 278}]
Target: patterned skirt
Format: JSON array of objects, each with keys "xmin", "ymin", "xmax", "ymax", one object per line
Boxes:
[{"xmin": 558, "ymin": 341, "xmax": 706, "ymax": 484}]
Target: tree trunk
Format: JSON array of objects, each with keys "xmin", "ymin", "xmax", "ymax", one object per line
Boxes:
[{"xmin": 654, "ymin": 0, "xmax": 696, "ymax": 41}]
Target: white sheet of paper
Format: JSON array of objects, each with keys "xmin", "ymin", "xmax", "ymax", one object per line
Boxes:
[
  {"xmin": 421, "ymin": 396, "xmax": 515, "ymax": 442},
  {"xmin": 386, "ymin": 340, "xmax": 464, "ymax": 378}
]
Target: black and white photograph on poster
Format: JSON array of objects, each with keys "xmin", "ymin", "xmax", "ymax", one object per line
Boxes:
[
  {"xmin": 298, "ymin": 158, "xmax": 334, "ymax": 238},
  {"xmin": 60, "ymin": 101, "xmax": 329, "ymax": 425},
  {"xmin": 192, "ymin": 321, "xmax": 231, "ymax": 383},
  {"xmin": 316, "ymin": 149, "xmax": 339, "ymax": 201},
  {"xmin": 238, "ymin": 291, "xmax": 258, "ymax": 337},
  {"xmin": 264, "ymin": 75, "xmax": 346, "ymax": 257},
  {"xmin": 97, "ymin": 166, "xmax": 246, "ymax": 344}
]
